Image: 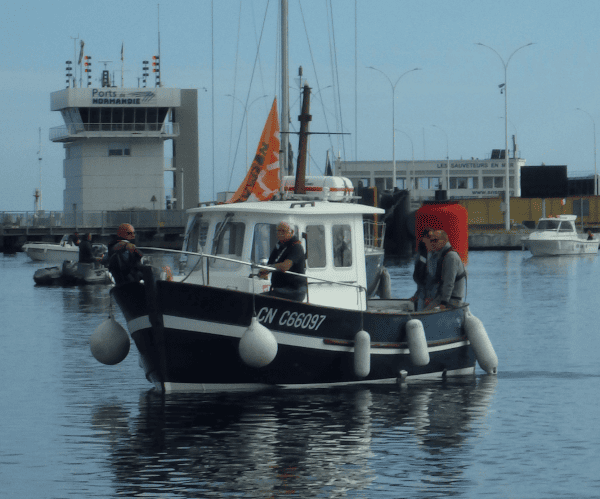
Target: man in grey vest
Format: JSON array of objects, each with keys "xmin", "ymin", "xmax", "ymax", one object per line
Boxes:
[{"xmin": 411, "ymin": 229, "xmax": 466, "ymax": 311}]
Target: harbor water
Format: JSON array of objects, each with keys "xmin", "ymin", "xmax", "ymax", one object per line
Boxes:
[{"xmin": 1, "ymin": 251, "xmax": 599, "ymax": 498}]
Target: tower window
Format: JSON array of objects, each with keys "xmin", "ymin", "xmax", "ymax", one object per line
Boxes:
[{"xmin": 108, "ymin": 143, "xmax": 131, "ymax": 156}]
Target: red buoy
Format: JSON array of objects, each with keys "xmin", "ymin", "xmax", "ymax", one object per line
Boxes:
[{"xmin": 416, "ymin": 201, "xmax": 468, "ymax": 263}]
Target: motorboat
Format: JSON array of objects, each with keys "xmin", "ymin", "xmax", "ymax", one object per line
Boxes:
[
  {"xmin": 33, "ymin": 261, "xmax": 112, "ymax": 286},
  {"xmin": 23, "ymin": 235, "xmax": 79, "ymax": 263},
  {"xmin": 23, "ymin": 234, "xmax": 107, "ymax": 263},
  {"xmin": 96, "ymin": 185, "xmax": 497, "ymax": 392},
  {"xmin": 521, "ymin": 214, "xmax": 599, "ymax": 256}
]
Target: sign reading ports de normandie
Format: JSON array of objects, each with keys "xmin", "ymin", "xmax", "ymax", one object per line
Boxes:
[{"xmin": 51, "ymin": 87, "xmax": 181, "ymax": 110}]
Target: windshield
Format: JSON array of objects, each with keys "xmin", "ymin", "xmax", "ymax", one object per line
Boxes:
[
  {"xmin": 558, "ymin": 221, "xmax": 575, "ymax": 232},
  {"xmin": 210, "ymin": 221, "xmax": 245, "ymax": 270},
  {"xmin": 536, "ymin": 220, "xmax": 559, "ymax": 231}
]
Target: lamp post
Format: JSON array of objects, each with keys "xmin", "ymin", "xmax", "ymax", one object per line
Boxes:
[
  {"xmin": 499, "ymin": 116, "xmax": 519, "ymax": 157},
  {"xmin": 477, "ymin": 42, "xmax": 533, "ymax": 230},
  {"xmin": 368, "ymin": 66, "xmax": 421, "ymax": 189},
  {"xmin": 226, "ymin": 94, "xmax": 268, "ymax": 170},
  {"xmin": 576, "ymin": 108, "xmax": 597, "ymax": 196},
  {"xmin": 395, "ymin": 129, "xmax": 414, "ymax": 190},
  {"xmin": 432, "ymin": 125, "xmax": 450, "ymax": 195}
]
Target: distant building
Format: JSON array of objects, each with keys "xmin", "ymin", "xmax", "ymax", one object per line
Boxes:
[
  {"xmin": 335, "ymin": 150, "xmax": 525, "ymax": 203},
  {"xmin": 568, "ymin": 175, "xmax": 598, "ymax": 196},
  {"xmin": 50, "ymin": 69, "xmax": 198, "ymax": 215}
]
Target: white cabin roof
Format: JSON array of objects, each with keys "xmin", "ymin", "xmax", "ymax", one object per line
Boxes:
[
  {"xmin": 187, "ymin": 200, "xmax": 385, "ymax": 218},
  {"xmin": 539, "ymin": 214, "xmax": 577, "ymax": 222}
]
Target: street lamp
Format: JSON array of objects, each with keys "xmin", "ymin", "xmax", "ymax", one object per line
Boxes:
[
  {"xmin": 368, "ymin": 66, "xmax": 421, "ymax": 190},
  {"xmin": 226, "ymin": 94, "xmax": 268, "ymax": 170},
  {"xmin": 576, "ymin": 108, "xmax": 597, "ymax": 196},
  {"xmin": 395, "ymin": 129, "xmax": 414, "ymax": 190},
  {"xmin": 432, "ymin": 125, "xmax": 450, "ymax": 195},
  {"xmin": 477, "ymin": 42, "xmax": 533, "ymax": 230},
  {"xmin": 498, "ymin": 116, "xmax": 519, "ymax": 157}
]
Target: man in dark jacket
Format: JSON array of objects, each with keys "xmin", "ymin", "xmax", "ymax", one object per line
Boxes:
[
  {"xmin": 258, "ymin": 222, "xmax": 307, "ymax": 301},
  {"xmin": 78, "ymin": 233, "xmax": 97, "ymax": 264},
  {"xmin": 102, "ymin": 223, "xmax": 144, "ymax": 284}
]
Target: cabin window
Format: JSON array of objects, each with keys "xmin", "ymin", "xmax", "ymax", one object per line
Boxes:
[
  {"xmin": 559, "ymin": 222, "xmax": 574, "ymax": 232},
  {"xmin": 251, "ymin": 223, "xmax": 300, "ymax": 264},
  {"xmin": 184, "ymin": 217, "xmax": 209, "ymax": 253},
  {"xmin": 306, "ymin": 225, "xmax": 326, "ymax": 268},
  {"xmin": 333, "ymin": 225, "xmax": 352, "ymax": 267},
  {"xmin": 252, "ymin": 223, "xmax": 278, "ymax": 264},
  {"xmin": 210, "ymin": 221, "xmax": 245, "ymax": 269},
  {"xmin": 536, "ymin": 220, "xmax": 559, "ymax": 230}
]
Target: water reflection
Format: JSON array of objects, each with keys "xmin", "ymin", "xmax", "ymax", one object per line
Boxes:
[
  {"xmin": 61, "ymin": 284, "xmax": 112, "ymax": 316},
  {"xmin": 91, "ymin": 376, "xmax": 497, "ymax": 498}
]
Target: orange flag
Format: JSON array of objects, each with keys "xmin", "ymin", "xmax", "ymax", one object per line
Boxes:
[{"xmin": 227, "ymin": 98, "xmax": 280, "ymax": 203}]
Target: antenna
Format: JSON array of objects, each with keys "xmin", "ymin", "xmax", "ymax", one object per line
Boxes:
[
  {"xmin": 70, "ymin": 34, "xmax": 79, "ymax": 87},
  {"xmin": 35, "ymin": 127, "xmax": 42, "ymax": 212},
  {"xmin": 157, "ymin": 3, "xmax": 162, "ymax": 87},
  {"xmin": 99, "ymin": 61, "xmax": 113, "ymax": 87}
]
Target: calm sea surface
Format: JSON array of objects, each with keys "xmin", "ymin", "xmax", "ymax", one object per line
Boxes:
[{"xmin": 1, "ymin": 250, "xmax": 599, "ymax": 498}]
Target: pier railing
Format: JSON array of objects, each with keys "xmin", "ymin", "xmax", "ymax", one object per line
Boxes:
[{"xmin": 0, "ymin": 209, "xmax": 187, "ymax": 234}]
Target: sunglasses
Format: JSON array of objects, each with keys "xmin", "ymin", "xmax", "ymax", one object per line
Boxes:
[
  {"xmin": 428, "ymin": 238, "xmax": 439, "ymax": 243},
  {"xmin": 127, "ymin": 231, "xmax": 135, "ymax": 235}
]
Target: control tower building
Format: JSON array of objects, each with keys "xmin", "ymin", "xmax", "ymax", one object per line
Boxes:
[{"xmin": 50, "ymin": 62, "xmax": 198, "ymax": 218}]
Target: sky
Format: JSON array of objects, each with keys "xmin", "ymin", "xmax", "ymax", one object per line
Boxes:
[{"xmin": 2, "ymin": 0, "xmax": 600, "ymax": 212}]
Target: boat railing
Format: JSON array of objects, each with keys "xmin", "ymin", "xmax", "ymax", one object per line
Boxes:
[
  {"xmin": 138, "ymin": 246, "xmax": 368, "ymax": 300},
  {"xmin": 364, "ymin": 219, "xmax": 386, "ymax": 250}
]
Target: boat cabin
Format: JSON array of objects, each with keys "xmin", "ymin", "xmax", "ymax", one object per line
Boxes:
[
  {"xmin": 535, "ymin": 214, "xmax": 578, "ymax": 233},
  {"xmin": 178, "ymin": 197, "xmax": 384, "ymax": 311}
]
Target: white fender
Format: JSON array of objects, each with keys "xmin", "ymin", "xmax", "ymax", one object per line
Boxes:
[
  {"xmin": 239, "ymin": 317, "xmax": 278, "ymax": 368},
  {"xmin": 90, "ymin": 315, "xmax": 130, "ymax": 365},
  {"xmin": 406, "ymin": 319, "xmax": 430, "ymax": 366},
  {"xmin": 353, "ymin": 330, "xmax": 371, "ymax": 378},
  {"xmin": 377, "ymin": 268, "xmax": 392, "ymax": 299},
  {"xmin": 464, "ymin": 312, "xmax": 498, "ymax": 374}
]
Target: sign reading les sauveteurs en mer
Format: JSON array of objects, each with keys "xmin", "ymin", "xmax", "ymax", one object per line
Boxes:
[
  {"xmin": 436, "ymin": 162, "xmax": 513, "ymax": 169},
  {"xmin": 91, "ymin": 89, "xmax": 156, "ymax": 105}
]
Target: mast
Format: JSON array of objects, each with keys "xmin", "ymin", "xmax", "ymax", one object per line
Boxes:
[
  {"xmin": 294, "ymin": 84, "xmax": 311, "ymax": 194},
  {"xmin": 35, "ymin": 127, "xmax": 42, "ymax": 212},
  {"xmin": 280, "ymin": 0, "xmax": 289, "ymax": 195}
]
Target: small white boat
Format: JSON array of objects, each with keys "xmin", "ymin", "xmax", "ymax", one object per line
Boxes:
[
  {"xmin": 522, "ymin": 214, "xmax": 599, "ymax": 256},
  {"xmin": 23, "ymin": 235, "xmax": 79, "ymax": 263},
  {"xmin": 23, "ymin": 235, "xmax": 107, "ymax": 263}
]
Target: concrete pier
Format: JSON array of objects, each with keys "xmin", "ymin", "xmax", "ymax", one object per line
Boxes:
[{"xmin": 468, "ymin": 227, "xmax": 531, "ymax": 250}]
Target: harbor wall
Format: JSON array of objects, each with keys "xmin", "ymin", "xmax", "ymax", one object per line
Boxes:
[{"xmin": 458, "ymin": 196, "xmax": 600, "ymax": 229}]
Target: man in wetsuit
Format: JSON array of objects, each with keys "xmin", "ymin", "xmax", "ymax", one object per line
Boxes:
[{"xmin": 258, "ymin": 221, "xmax": 307, "ymax": 301}]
